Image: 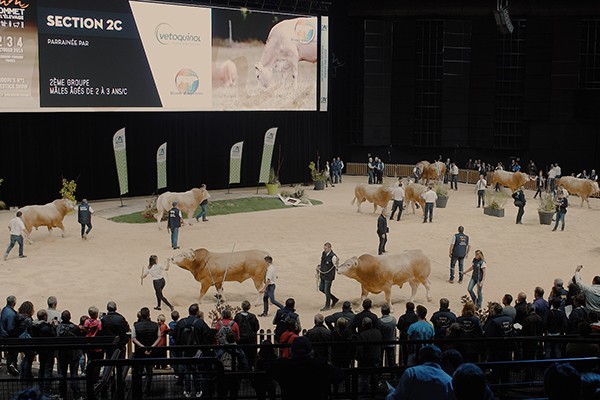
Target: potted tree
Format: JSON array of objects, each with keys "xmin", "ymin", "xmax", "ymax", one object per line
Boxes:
[
  {"xmin": 483, "ymin": 188, "xmax": 510, "ymax": 217},
  {"xmin": 434, "ymin": 184, "xmax": 449, "ymax": 208},
  {"xmin": 265, "ymin": 167, "xmax": 280, "ymax": 195},
  {"xmin": 538, "ymin": 194, "xmax": 555, "ymax": 225},
  {"xmin": 308, "ymin": 161, "xmax": 326, "ymax": 190}
]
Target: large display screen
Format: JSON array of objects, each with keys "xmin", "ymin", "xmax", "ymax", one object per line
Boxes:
[{"xmin": 0, "ymin": 0, "xmax": 320, "ymax": 111}]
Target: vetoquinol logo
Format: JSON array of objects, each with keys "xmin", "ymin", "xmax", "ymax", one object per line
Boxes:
[{"xmin": 155, "ymin": 23, "xmax": 202, "ymax": 45}]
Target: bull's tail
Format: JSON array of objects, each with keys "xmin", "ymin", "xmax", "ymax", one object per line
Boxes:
[{"xmin": 351, "ymin": 196, "xmax": 356, "ymax": 205}]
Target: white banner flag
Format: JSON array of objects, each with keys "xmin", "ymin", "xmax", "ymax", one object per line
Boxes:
[
  {"xmin": 258, "ymin": 128, "xmax": 278, "ymax": 184},
  {"xmin": 112, "ymin": 128, "xmax": 128, "ymax": 195},
  {"xmin": 157, "ymin": 142, "xmax": 167, "ymax": 190},
  {"xmin": 320, "ymin": 16, "xmax": 329, "ymax": 112},
  {"xmin": 229, "ymin": 141, "xmax": 244, "ymax": 184}
]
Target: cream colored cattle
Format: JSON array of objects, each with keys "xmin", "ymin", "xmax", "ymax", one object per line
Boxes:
[
  {"xmin": 337, "ymin": 250, "xmax": 432, "ymax": 311},
  {"xmin": 19, "ymin": 198, "xmax": 75, "ymax": 244},
  {"xmin": 489, "ymin": 170, "xmax": 530, "ymax": 193},
  {"xmin": 171, "ymin": 248, "xmax": 269, "ymax": 302},
  {"xmin": 404, "ymin": 182, "xmax": 427, "ymax": 214},
  {"xmin": 154, "ymin": 188, "xmax": 210, "ymax": 228},
  {"xmin": 351, "ymin": 183, "xmax": 393, "ymax": 213},
  {"xmin": 556, "ymin": 176, "xmax": 600, "ymax": 208}
]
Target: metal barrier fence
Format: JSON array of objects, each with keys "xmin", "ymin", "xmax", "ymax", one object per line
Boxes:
[{"xmin": 15, "ymin": 335, "xmax": 593, "ymax": 400}]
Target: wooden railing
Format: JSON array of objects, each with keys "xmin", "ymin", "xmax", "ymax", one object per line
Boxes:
[{"xmin": 345, "ymin": 163, "xmax": 524, "ymax": 187}]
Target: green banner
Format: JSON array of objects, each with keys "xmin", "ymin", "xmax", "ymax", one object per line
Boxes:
[
  {"xmin": 258, "ymin": 127, "xmax": 278, "ymax": 183},
  {"xmin": 229, "ymin": 141, "xmax": 243, "ymax": 184},
  {"xmin": 157, "ymin": 142, "xmax": 167, "ymax": 190},
  {"xmin": 112, "ymin": 128, "xmax": 129, "ymax": 195}
]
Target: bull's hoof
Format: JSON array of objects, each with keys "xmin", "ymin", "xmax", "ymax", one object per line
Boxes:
[{"xmin": 427, "ymin": 297, "xmax": 433, "ymax": 302}]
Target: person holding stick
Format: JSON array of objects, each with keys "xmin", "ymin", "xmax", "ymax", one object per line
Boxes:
[{"xmin": 141, "ymin": 255, "xmax": 174, "ymax": 312}]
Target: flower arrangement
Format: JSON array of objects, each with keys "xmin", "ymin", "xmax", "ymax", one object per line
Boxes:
[
  {"xmin": 59, "ymin": 178, "xmax": 77, "ymax": 202},
  {"xmin": 142, "ymin": 197, "xmax": 158, "ymax": 220}
]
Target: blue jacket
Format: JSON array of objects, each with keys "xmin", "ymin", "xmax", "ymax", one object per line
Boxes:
[{"xmin": 0, "ymin": 306, "xmax": 17, "ymax": 338}]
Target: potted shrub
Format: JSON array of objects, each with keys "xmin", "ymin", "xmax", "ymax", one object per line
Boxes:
[
  {"xmin": 483, "ymin": 188, "xmax": 510, "ymax": 217},
  {"xmin": 308, "ymin": 161, "xmax": 326, "ymax": 190},
  {"xmin": 265, "ymin": 167, "xmax": 280, "ymax": 195},
  {"xmin": 538, "ymin": 194, "xmax": 556, "ymax": 225},
  {"xmin": 434, "ymin": 184, "xmax": 449, "ymax": 208}
]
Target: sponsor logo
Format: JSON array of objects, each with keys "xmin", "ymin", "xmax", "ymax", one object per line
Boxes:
[
  {"xmin": 294, "ymin": 19, "xmax": 316, "ymax": 44},
  {"xmin": 0, "ymin": 0, "xmax": 28, "ymax": 9},
  {"xmin": 155, "ymin": 23, "xmax": 202, "ymax": 45},
  {"xmin": 175, "ymin": 68, "xmax": 199, "ymax": 95}
]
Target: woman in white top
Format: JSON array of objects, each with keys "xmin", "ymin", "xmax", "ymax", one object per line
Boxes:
[{"xmin": 141, "ymin": 255, "xmax": 174, "ymax": 312}]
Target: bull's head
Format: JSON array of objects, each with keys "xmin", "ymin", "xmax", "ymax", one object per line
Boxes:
[
  {"xmin": 254, "ymin": 62, "xmax": 272, "ymax": 88},
  {"xmin": 171, "ymin": 248, "xmax": 195, "ymax": 267},
  {"xmin": 337, "ymin": 256, "xmax": 359, "ymax": 276}
]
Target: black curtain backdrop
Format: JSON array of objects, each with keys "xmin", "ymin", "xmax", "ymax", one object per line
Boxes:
[{"xmin": 1, "ymin": 111, "xmax": 330, "ymax": 206}]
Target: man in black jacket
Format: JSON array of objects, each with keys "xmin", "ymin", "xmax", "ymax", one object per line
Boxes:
[
  {"xmin": 306, "ymin": 313, "xmax": 332, "ymax": 360},
  {"xmin": 431, "ymin": 298, "xmax": 457, "ymax": 340},
  {"xmin": 484, "ymin": 303, "xmax": 514, "ymax": 383},
  {"xmin": 57, "ymin": 310, "xmax": 84, "ymax": 400},
  {"xmin": 132, "ymin": 307, "xmax": 160, "ymax": 395},
  {"xmin": 355, "ymin": 318, "xmax": 382, "ymax": 395},
  {"xmin": 317, "ymin": 242, "xmax": 339, "ymax": 311},
  {"xmin": 324, "ymin": 301, "xmax": 355, "ymax": 331},
  {"xmin": 377, "ymin": 209, "xmax": 389, "ymax": 255},
  {"xmin": 101, "ymin": 301, "xmax": 130, "ymax": 359},
  {"xmin": 273, "ymin": 298, "xmax": 301, "ymax": 343},
  {"xmin": 350, "ymin": 298, "xmax": 380, "ymax": 334},
  {"xmin": 30, "ymin": 309, "xmax": 56, "ymax": 396},
  {"xmin": 175, "ymin": 303, "xmax": 210, "ymax": 398}
]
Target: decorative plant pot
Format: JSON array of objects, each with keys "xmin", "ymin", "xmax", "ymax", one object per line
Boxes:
[
  {"xmin": 484, "ymin": 207, "xmax": 504, "ymax": 217},
  {"xmin": 538, "ymin": 210, "xmax": 554, "ymax": 225},
  {"xmin": 265, "ymin": 183, "xmax": 279, "ymax": 195},
  {"xmin": 314, "ymin": 180, "xmax": 325, "ymax": 190},
  {"xmin": 435, "ymin": 195, "xmax": 448, "ymax": 208}
]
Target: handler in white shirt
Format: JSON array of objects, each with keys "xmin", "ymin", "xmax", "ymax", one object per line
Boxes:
[
  {"xmin": 390, "ymin": 179, "xmax": 406, "ymax": 221},
  {"xmin": 4, "ymin": 211, "xmax": 26, "ymax": 260},
  {"xmin": 421, "ymin": 186, "xmax": 438, "ymax": 223},
  {"xmin": 476, "ymin": 175, "xmax": 487, "ymax": 208}
]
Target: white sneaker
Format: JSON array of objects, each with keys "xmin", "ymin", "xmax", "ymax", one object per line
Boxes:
[
  {"xmin": 183, "ymin": 391, "xmax": 191, "ymax": 398},
  {"xmin": 195, "ymin": 391, "xmax": 203, "ymax": 398}
]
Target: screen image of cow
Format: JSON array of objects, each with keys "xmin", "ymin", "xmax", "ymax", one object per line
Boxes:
[{"xmin": 211, "ymin": 9, "xmax": 317, "ymax": 111}]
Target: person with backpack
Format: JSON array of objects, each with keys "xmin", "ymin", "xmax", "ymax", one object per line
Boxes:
[
  {"xmin": 234, "ymin": 300, "xmax": 260, "ymax": 368},
  {"xmin": 215, "ymin": 331, "xmax": 249, "ymax": 400},
  {"xmin": 56, "ymin": 310, "xmax": 84, "ymax": 400},
  {"xmin": 273, "ymin": 298, "xmax": 300, "ymax": 343},
  {"xmin": 215, "ymin": 307, "xmax": 240, "ymax": 345},
  {"xmin": 175, "ymin": 303, "xmax": 210, "ymax": 398},
  {"xmin": 552, "ymin": 189, "xmax": 568, "ymax": 231}
]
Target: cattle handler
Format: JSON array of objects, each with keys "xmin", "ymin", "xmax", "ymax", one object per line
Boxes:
[
  {"xmin": 317, "ymin": 242, "xmax": 339, "ymax": 311},
  {"xmin": 78, "ymin": 198, "xmax": 94, "ymax": 239}
]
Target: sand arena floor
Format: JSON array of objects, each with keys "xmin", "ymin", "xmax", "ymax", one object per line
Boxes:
[{"xmin": 1, "ymin": 175, "xmax": 599, "ymax": 330}]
